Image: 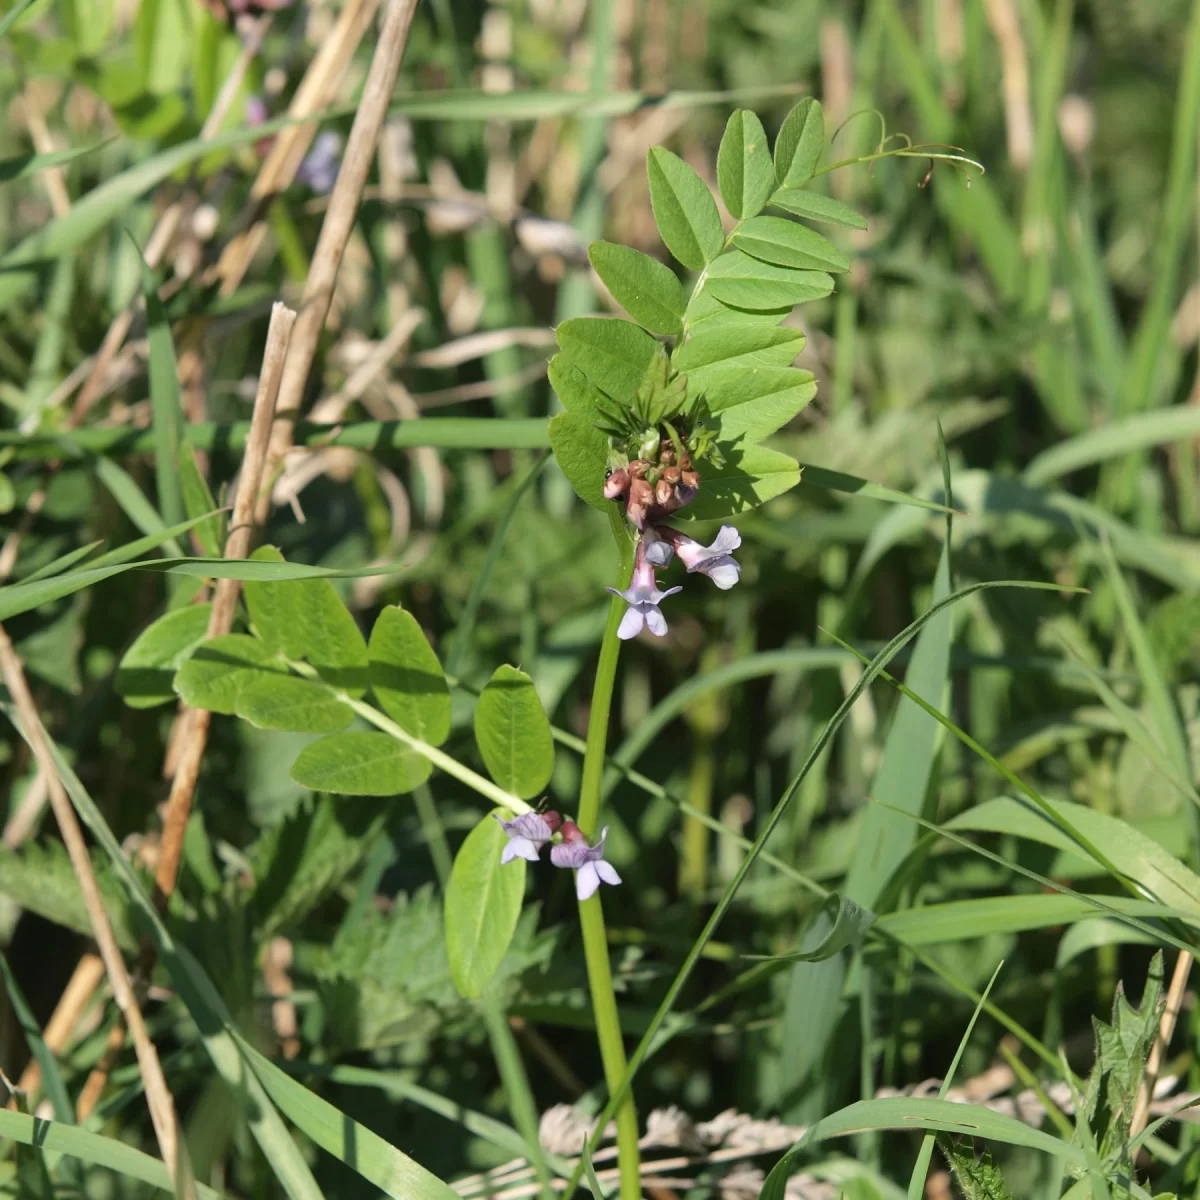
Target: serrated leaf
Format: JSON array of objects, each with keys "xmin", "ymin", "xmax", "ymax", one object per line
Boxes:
[
  {"xmin": 732, "ymin": 214, "xmax": 849, "ymax": 273},
  {"xmin": 174, "ymin": 633, "xmax": 285, "ymax": 714},
  {"xmin": 0, "ymin": 841, "xmax": 136, "ymax": 950},
  {"xmin": 704, "ymin": 251, "xmax": 834, "ymax": 310},
  {"xmin": 588, "ymin": 242, "xmax": 685, "ymax": 335},
  {"xmin": 647, "ymin": 146, "xmax": 725, "ymax": 271},
  {"xmin": 116, "ymin": 602, "xmax": 212, "ymax": 708},
  {"xmin": 937, "ymin": 1137, "xmax": 1014, "ymax": 1200},
  {"xmin": 368, "ymin": 606, "xmax": 451, "ymax": 746},
  {"xmin": 234, "ymin": 674, "xmax": 355, "ymax": 734},
  {"xmin": 252, "ymin": 796, "xmax": 388, "ymax": 937},
  {"xmin": 556, "ymin": 317, "xmax": 661, "ymax": 400},
  {"xmin": 770, "ymin": 187, "xmax": 868, "ymax": 229},
  {"xmin": 244, "ymin": 546, "xmax": 369, "ymax": 695},
  {"xmin": 474, "ymin": 665, "xmax": 554, "ymax": 798},
  {"xmin": 773, "ymin": 97, "xmax": 825, "ymax": 187},
  {"xmin": 683, "ymin": 444, "xmax": 802, "ymax": 520},
  {"xmin": 179, "ymin": 440, "xmax": 224, "ymax": 556},
  {"xmin": 549, "ymin": 411, "xmax": 610, "ymax": 512},
  {"xmin": 290, "ymin": 731, "xmax": 432, "ymax": 796},
  {"xmin": 717, "ymin": 109, "xmax": 775, "ymax": 220},
  {"xmin": 445, "ymin": 813, "xmax": 526, "ymax": 999}
]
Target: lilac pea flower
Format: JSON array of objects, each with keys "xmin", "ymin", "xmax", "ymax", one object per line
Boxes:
[
  {"xmin": 642, "ymin": 525, "xmax": 674, "ymax": 568},
  {"xmin": 673, "ymin": 525, "xmax": 742, "ymax": 590},
  {"xmin": 606, "ymin": 539, "xmax": 681, "ymax": 640},
  {"xmin": 495, "ymin": 810, "xmax": 560, "ymax": 864},
  {"xmin": 550, "ymin": 822, "xmax": 621, "ymax": 901},
  {"xmin": 297, "ymin": 132, "xmax": 343, "ymax": 193}
]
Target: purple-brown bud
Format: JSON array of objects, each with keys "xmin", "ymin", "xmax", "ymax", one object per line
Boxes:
[{"xmin": 603, "ymin": 469, "xmax": 630, "ymax": 500}]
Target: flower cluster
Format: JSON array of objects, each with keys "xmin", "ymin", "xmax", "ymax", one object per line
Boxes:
[
  {"xmin": 604, "ymin": 523, "xmax": 741, "ymax": 642},
  {"xmin": 495, "ymin": 811, "xmax": 621, "ymax": 901}
]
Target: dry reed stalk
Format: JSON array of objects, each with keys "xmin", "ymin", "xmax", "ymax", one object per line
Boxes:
[
  {"xmin": 254, "ymin": 0, "xmax": 422, "ymax": 528},
  {"xmin": 21, "ymin": 94, "xmax": 71, "ymax": 219},
  {"xmin": 215, "ymin": 0, "xmax": 384, "ymax": 297},
  {"xmin": 1130, "ymin": 950, "xmax": 1193, "ymax": 1138},
  {"xmin": 982, "ymin": 0, "xmax": 1033, "ymax": 171},
  {"xmin": 153, "ymin": 302, "xmax": 296, "ymax": 904},
  {"xmin": 71, "ymin": 16, "xmax": 272, "ymax": 424},
  {"xmin": 0, "ymin": 630, "xmax": 185, "ymax": 1178},
  {"xmin": 11, "ymin": 952, "xmax": 105, "ymax": 1105}
]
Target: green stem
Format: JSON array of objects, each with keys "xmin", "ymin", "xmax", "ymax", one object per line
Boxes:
[{"xmin": 576, "ymin": 593, "xmax": 641, "ymax": 1200}]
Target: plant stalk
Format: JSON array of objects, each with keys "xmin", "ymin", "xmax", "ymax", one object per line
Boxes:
[{"xmin": 576, "ymin": 592, "xmax": 641, "ymax": 1200}]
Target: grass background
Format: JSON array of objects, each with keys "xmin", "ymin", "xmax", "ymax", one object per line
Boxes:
[{"xmin": 2, "ymin": 0, "xmax": 1200, "ymax": 1196}]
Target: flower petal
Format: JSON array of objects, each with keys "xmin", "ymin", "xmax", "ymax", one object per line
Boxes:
[
  {"xmin": 575, "ymin": 861, "xmax": 602, "ymax": 901},
  {"xmin": 711, "ymin": 526, "xmax": 742, "ymax": 554},
  {"xmin": 644, "ymin": 606, "xmax": 668, "ymax": 637},
  {"xmin": 594, "ymin": 861, "xmax": 622, "ymax": 887},
  {"xmin": 705, "ymin": 560, "xmax": 740, "ymax": 589},
  {"xmin": 617, "ymin": 607, "xmax": 645, "ymax": 640},
  {"xmin": 551, "ymin": 841, "xmax": 592, "ymax": 869}
]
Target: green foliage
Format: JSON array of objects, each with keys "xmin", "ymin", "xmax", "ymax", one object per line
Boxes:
[
  {"xmin": 116, "ymin": 602, "xmax": 212, "ymax": 707},
  {"xmin": 444, "ymin": 812, "xmax": 527, "ymax": 998},
  {"xmin": 772, "ymin": 97, "xmax": 825, "ymax": 187},
  {"xmin": 178, "ymin": 439, "xmax": 224, "ymax": 556},
  {"xmin": 368, "ymin": 605, "xmax": 452, "ymax": 745},
  {"xmin": 587, "ymin": 242, "xmax": 685, "ymax": 335},
  {"xmin": 717, "ymin": 109, "xmax": 775, "ymax": 220},
  {"xmin": 290, "ymin": 731, "xmax": 432, "ymax": 796},
  {"xmin": 936, "ymin": 1138, "xmax": 1014, "ymax": 1200},
  {"xmin": 174, "ymin": 633, "xmax": 285, "ymax": 714},
  {"xmin": 646, "ymin": 146, "xmax": 726, "ymax": 269},
  {"xmin": 474, "ymin": 664, "xmax": 554, "ymax": 798}
]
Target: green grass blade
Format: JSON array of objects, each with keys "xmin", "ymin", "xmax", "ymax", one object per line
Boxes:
[
  {"xmin": 231, "ymin": 1034, "xmax": 460, "ymax": 1200},
  {"xmin": 798, "ymin": 463, "xmax": 962, "ymax": 513},
  {"xmin": 562, "ymin": 577, "xmax": 1080, "ymax": 1200},
  {"xmin": 91, "ymin": 455, "xmax": 183, "ymax": 556},
  {"xmin": 0, "ymin": 951, "xmax": 76, "ymax": 1124},
  {"xmin": 7, "ymin": 713, "xmax": 326, "ymax": 1200},
  {"xmin": 1024, "ymin": 407, "xmax": 1200, "ymax": 486},
  {"xmin": 0, "ymin": 141, "xmax": 112, "ymax": 185},
  {"xmin": 0, "ymin": 1107, "xmax": 227, "ymax": 1198},
  {"xmin": 907, "ymin": 963, "xmax": 1003, "ymax": 1199},
  {"xmin": 0, "ymin": 418, "xmax": 552, "ymax": 457},
  {"xmin": 445, "ymin": 451, "xmax": 547, "ymax": 678},
  {"xmin": 0, "ymin": 0, "xmax": 39, "ymax": 38},
  {"xmin": 133, "ymin": 237, "xmax": 185, "ymax": 530},
  {"xmin": 1121, "ymin": 0, "xmax": 1200, "ymax": 416}
]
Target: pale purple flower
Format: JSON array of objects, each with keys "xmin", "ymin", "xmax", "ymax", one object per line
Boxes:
[
  {"xmin": 298, "ymin": 132, "xmax": 343, "ymax": 193},
  {"xmin": 642, "ymin": 525, "xmax": 673, "ymax": 567},
  {"xmin": 550, "ymin": 822, "xmax": 621, "ymax": 901},
  {"xmin": 495, "ymin": 810, "xmax": 560, "ymax": 864},
  {"xmin": 606, "ymin": 539, "xmax": 681, "ymax": 640},
  {"xmin": 245, "ymin": 95, "xmax": 269, "ymax": 127},
  {"xmin": 669, "ymin": 525, "xmax": 742, "ymax": 589}
]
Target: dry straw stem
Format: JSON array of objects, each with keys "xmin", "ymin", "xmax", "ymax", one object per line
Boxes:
[
  {"xmin": 982, "ymin": 0, "xmax": 1033, "ymax": 171},
  {"xmin": 1130, "ymin": 949, "xmax": 1193, "ymax": 1138},
  {"xmin": 153, "ymin": 301, "xmax": 297, "ymax": 904},
  {"xmin": 72, "ymin": 15, "xmax": 272, "ymax": 423},
  {"xmin": 0, "ymin": 629, "xmax": 186, "ymax": 1180},
  {"xmin": 10, "ymin": 952, "xmax": 105, "ymax": 1106},
  {"xmin": 215, "ymin": 0, "xmax": 384, "ymax": 296},
  {"xmin": 255, "ymin": 0, "xmax": 422, "ymax": 528}
]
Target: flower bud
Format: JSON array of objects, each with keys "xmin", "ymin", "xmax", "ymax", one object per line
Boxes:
[{"xmin": 603, "ymin": 468, "xmax": 630, "ymax": 500}]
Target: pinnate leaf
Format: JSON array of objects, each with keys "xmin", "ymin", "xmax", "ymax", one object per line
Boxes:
[
  {"xmin": 732, "ymin": 214, "xmax": 849, "ymax": 273},
  {"xmin": 548, "ymin": 411, "xmax": 609, "ymax": 512},
  {"xmin": 174, "ymin": 634, "xmax": 285, "ymax": 714},
  {"xmin": 234, "ymin": 675, "xmax": 355, "ymax": 734},
  {"xmin": 588, "ymin": 242, "xmax": 684, "ymax": 335},
  {"xmin": 770, "ymin": 187, "xmax": 868, "ymax": 229},
  {"xmin": 556, "ymin": 316, "xmax": 660, "ymax": 399},
  {"xmin": 445, "ymin": 813, "xmax": 526, "ymax": 999},
  {"xmin": 704, "ymin": 251, "xmax": 833, "ymax": 310},
  {"xmin": 117, "ymin": 603, "xmax": 212, "ymax": 708},
  {"xmin": 474, "ymin": 665, "xmax": 554, "ymax": 798},
  {"xmin": 683, "ymin": 444, "xmax": 803, "ymax": 521},
  {"xmin": 290, "ymin": 731, "xmax": 432, "ymax": 796},
  {"xmin": 368, "ymin": 606, "xmax": 451, "ymax": 746},
  {"xmin": 773, "ymin": 97, "xmax": 825, "ymax": 187},
  {"xmin": 647, "ymin": 146, "xmax": 724, "ymax": 271},
  {"xmin": 717, "ymin": 109, "xmax": 774, "ymax": 220},
  {"xmin": 244, "ymin": 546, "xmax": 369, "ymax": 695}
]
